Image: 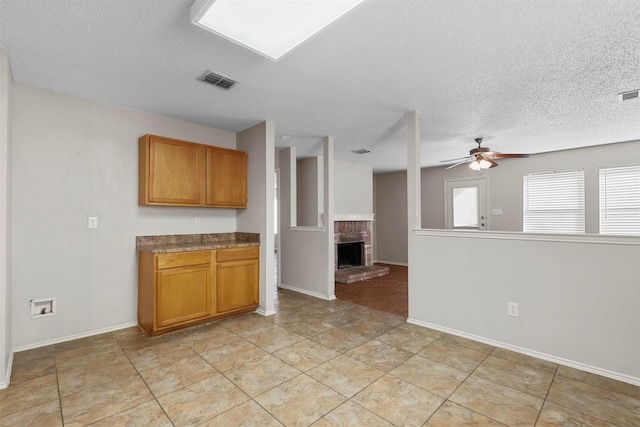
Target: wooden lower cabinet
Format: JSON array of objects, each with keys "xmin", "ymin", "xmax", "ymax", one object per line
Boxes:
[
  {"xmin": 156, "ymin": 265, "xmax": 211, "ymax": 328},
  {"xmin": 216, "ymin": 259, "xmax": 259, "ymax": 314},
  {"xmin": 138, "ymin": 246, "xmax": 259, "ymax": 336}
]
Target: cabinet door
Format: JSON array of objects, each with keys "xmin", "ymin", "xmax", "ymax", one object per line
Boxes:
[
  {"xmin": 147, "ymin": 136, "xmax": 203, "ymax": 205},
  {"xmin": 156, "ymin": 265, "xmax": 211, "ymax": 328},
  {"xmin": 216, "ymin": 259, "xmax": 259, "ymax": 314},
  {"xmin": 206, "ymin": 147, "xmax": 247, "ymax": 208}
]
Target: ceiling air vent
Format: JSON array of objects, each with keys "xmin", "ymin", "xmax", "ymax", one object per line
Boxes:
[
  {"xmin": 618, "ymin": 89, "xmax": 639, "ymax": 101},
  {"xmin": 352, "ymin": 149, "xmax": 371, "ymax": 154},
  {"xmin": 198, "ymin": 70, "xmax": 237, "ymax": 90}
]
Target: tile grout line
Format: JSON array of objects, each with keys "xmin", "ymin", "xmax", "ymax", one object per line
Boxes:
[
  {"xmin": 8, "ymin": 287, "xmax": 639, "ymax": 426},
  {"xmin": 52, "ymin": 347, "xmax": 65, "ymax": 426},
  {"xmin": 215, "ymin": 303, "xmax": 406, "ymax": 426},
  {"xmin": 540, "ymin": 368, "xmax": 632, "ymax": 426},
  {"xmin": 422, "ymin": 340, "xmax": 503, "ymax": 426},
  {"xmin": 193, "ymin": 320, "xmax": 302, "ymax": 425},
  {"xmin": 533, "ymin": 363, "xmax": 559, "ymax": 426},
  {"xmin": 116, "ymin": 334, "xmax": 177, "ymax": 427}
]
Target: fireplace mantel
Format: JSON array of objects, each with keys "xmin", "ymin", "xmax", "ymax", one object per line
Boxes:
[{"xmin": 334, "ymin": 214, "xmax": 375, "ymax": 221}]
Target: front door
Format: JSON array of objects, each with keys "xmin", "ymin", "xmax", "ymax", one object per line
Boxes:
[{"xmin": 445, "ymin": 178, "xmax": 488, "ymax": 230}]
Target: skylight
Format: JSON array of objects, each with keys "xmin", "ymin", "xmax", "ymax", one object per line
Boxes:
[{"xmin": 191, "ymin": 0, "xmax": 366, "ymax": 61}]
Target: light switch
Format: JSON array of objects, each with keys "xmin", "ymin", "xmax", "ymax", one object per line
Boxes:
[
  {"xmin": 492, "ymin": 208, "xmax": 503, "ymax": 216},
  {"xmin": 88, "ymin": 217, "xmax": 98, "ymax": 229}
]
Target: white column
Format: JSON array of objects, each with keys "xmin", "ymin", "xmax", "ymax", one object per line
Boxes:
[
  {"xmin": 407, "ymin": 111, "xmax": 421, "ymax": 231},
  {"xmin": 289, "ymin": 147, "xmax": 297, "ymax": 227},
  {"xmin": 0, "ymin": 48, "xmax": 13, "ymax": 389},
  {"xmin": 406, "ymin": 111, "xmax": 420, "ymax": 320},
  {"xmin": 323, "ymin": 137, "xmax": 335, "ymax": 299},
  {"xmin": 236, "ymin": 121, "xmax": 276, "ymax": 316}
]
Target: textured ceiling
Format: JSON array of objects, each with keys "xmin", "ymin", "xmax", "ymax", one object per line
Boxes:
[{"xmin": 1, "ymin": 0, "xmax": 639, "ymax": 172}]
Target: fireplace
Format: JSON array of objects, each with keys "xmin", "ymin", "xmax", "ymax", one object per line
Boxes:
[
  {"xmin": 337, "ymin": 242, "xmax": 364, "ymax": 269},
  {"xmin": 334, "ymin": 220, "xmax": 389, "ymax": 283},
  {"xmin": 334, "ymin": 220, "xmax": 372, "ymax": 271}
]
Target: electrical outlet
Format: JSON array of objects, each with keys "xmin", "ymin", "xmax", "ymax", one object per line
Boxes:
[
  {"xmin": 194, "ymin": 217, "xmax": 201, "ymax": 227},
  {"xmin": 88, "ymin": 217, "xmax": 98, "ymax": 229},
  {"xmin": 508, "ymin": 302, "xmax": 519, "ymax": 317}
]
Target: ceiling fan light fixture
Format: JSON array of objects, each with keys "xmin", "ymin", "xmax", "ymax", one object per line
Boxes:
[{"xmin": 469, "ymin": 157, "xmax": 493, "ymax": 171}]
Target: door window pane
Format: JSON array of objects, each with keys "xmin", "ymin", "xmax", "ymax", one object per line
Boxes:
[{"xmin": 453, "ymin": 187, "xmax": 478, "ymax": 227}]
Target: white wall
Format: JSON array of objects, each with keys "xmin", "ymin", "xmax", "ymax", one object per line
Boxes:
[
  {"xmin": 334, "ymin": 159, "xmax": 373, "ymax": 218},
  {"xmin": 408, "ymin": 231, "xmax": 640, "ymax": 384},
  {"xmin": 11, "ymin": 85, "xmax": 238, "ymax": 350},
  {"xmin": 421, "ymin": 140, "xmax": 640, "ymax": 232},
  {"xmin": 373, "ymin": 171, "xmax": 407, "ymax": 265},
  {"xmin": 404, "ymin": 123, "xmax": 640, "ymax": 384},
  {"xmin": 236, "ymin": 121, "xmax": 275, "ymax": 316},
  {"xmin": 278, "ymin": 148, "xmax": 334, "ymax": 299},
  {"xmin": 374, "ymin": 140, "xmax": 640, "ymax": 265},
  {"xmin": 295, "ymin": 157, "xmax": 372, "ymax": 222},
  {"xmin": 0, "ymin": 49, "xmax": 13, "ymax": 388},
  {"xmin": 296, "ymin": 157, "xmax": 322, "ymax": 226}
]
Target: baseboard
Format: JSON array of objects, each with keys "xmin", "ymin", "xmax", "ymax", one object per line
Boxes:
[
  {"xmin": 255, "ymin": 308, "xmax": 276, "ymax": 316},
  {"xmin": 0, "ymin": 351, "xmax": 14, "ymax": 390},
  {"xmin": 12, "ymin": 321, "xmax": 139, "ymax": 353},
  {"xmin": 374, "ymin": 260, "xmax": 408, "ymax": 267},
  {"xmin": 278, "ymin": 283, "xmax": 336, "ymax": 300},
  {"xmin": 407, "ymin": 317, "xmax": 640, "ymax": 387}
]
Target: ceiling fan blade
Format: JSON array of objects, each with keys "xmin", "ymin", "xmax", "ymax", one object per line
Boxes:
[
  {"xmin": 486, "ymin": 157, "xmax": 498, "ymax": 168},
  {"xmin": 490, "ymin": 153, "xmax": 531, "ymax": 159},
  {"xmin": 440, "ymin": 156, "xmax": 471, "ymax": 163},
  {"xmin": 445, "ymin": 159, "xmax": 471, "ymax": 170}
]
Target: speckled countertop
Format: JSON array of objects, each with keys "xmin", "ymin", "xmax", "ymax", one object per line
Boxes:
[{"xmin": 136, "ymin": 232, "xmax": 260, "ymax": 254}]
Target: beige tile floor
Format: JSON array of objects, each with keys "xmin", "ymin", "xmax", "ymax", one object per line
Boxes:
[{"xmin": 2, "ymin": 288, "xmax": 640, "ymax": 426}]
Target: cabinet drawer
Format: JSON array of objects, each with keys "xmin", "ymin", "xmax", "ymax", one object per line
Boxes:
[
  {"xmin": 156, "ymin": 251, "xmax": 211, "ymax": 269},
  {"xmin": 216, "ymin": 246, "xmax": 259, "ymax": 262}
]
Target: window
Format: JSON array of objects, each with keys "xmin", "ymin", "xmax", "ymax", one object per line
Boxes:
[
  {"xmin": 452, "ymin": 187, "xmax": 478, "ymax": 228},
  {"xmin": 523, "ymin": 170, "xmax": 585, "ymax": 233},
  {"xmin": 600, "ymin": 165, "xmax": 640, "ymax": 236}
]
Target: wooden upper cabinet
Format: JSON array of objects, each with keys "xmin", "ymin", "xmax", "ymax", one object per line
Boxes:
[
  {"xmin": 143, "ymin": 135, "xmax": 204, "ymax": 205},
  {"xmin": 139, "ymin": 134, "xmax": 247, "ymax": 208},
  {"xmin": 205, "ymin": 146, "xmax": 247, "ymax": 208}
]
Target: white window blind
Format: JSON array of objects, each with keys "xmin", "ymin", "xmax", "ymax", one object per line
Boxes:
[
  {"xmin": 523, "ymin": 170, "xmax": 585, "ymax": 233},
  {"xmin": 599, "ymin": 165, "xmax": 640, "ymax": 236}
]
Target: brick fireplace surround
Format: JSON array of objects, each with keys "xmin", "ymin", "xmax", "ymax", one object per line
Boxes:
[
  {"xmin": 334, "ymin": 220, "xmax": 389, "ymax": 284},
  {"xmin": 334, "ymin": 221, "xmax": 372, "ymax": 269}
]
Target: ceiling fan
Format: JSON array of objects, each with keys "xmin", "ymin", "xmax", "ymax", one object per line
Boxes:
[{"xmin": 441, "ymin": 138, "xmax": 531, "ymax": 171}]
